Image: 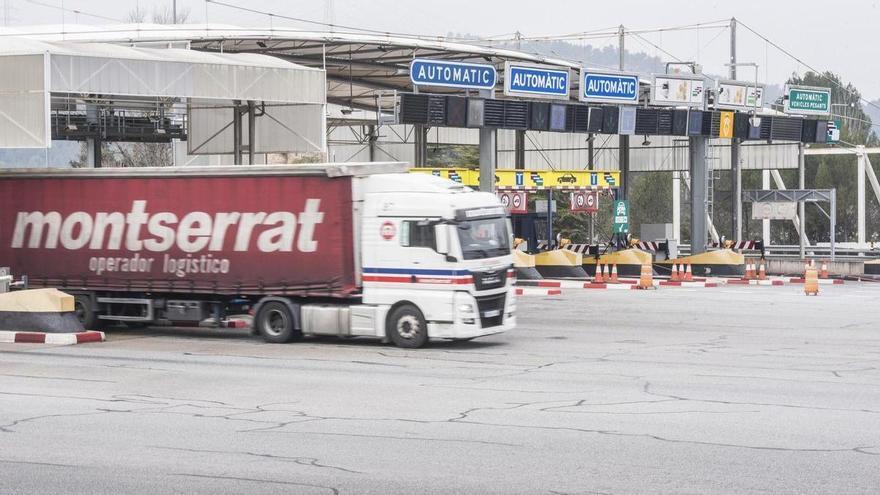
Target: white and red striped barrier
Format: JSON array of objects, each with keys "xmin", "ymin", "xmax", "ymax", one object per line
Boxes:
[
  {"xmin": 0, "ymin": 330, "xmax": 105, "ymax": 345},
  {"xmin": 516, "ymin": 287, "xmax": 563, "ymax": 296}
]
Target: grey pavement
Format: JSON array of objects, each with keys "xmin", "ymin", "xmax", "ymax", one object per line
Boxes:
[{"xmin": 1, "ymin": 283, "xmax": 879, "ymax": 494}]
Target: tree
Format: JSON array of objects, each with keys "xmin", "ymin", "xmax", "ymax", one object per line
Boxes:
[
  {"xmin": 628, "ymin": 171, "xmax": 673, "ymax": 239},
  {"xmin": 68, "ymin": 142, "xmax": 173, "ymax": 168},
  {"xmin": 152, "ymin": 4, "xmax": 190, "ymax": 24},
  {"xmin": 787, "ymin": 71, "xmax": 879, "ymax": 243},
  {"xmin": 127, "ymin": 3, "xmax": 189, "ymax": 24},
  {"xmin": 427, "ymin": 145, "xmax": 479, "ymax": 167}
]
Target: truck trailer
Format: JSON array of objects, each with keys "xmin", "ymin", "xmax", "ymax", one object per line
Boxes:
[{"xmin": 0, "ymin": 163, "xmax": 516, "ymax": 348}]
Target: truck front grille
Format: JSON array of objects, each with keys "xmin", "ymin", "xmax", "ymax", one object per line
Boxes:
[
  {"xmin": 472, "ymin": 269, "xmax": 506, "ymax": 291},
  {"xmin": 475, "ymin": 293, "xmax": 506, "ymax": 328}
]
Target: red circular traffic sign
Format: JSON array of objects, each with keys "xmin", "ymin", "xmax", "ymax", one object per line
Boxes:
[{"xmin": 380, "ymin": 221, "xmax": 396, "ymax": 240}]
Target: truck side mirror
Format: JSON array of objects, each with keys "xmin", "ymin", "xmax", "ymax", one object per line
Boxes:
[
  {"xmin": 435, "ymin": 224, "xmax": 449, "ymax": 254},
  {"xmin": 434, "ymin": 224, "xmax": 457, "ymax": 262}
]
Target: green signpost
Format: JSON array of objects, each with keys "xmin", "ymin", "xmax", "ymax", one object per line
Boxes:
[
  {"xmin": 613, "ymin": 200, "xmax": 629, "ymax": 234},
  {"xmin": 784, "ymin": 85, "xmax": 831, "ymax": 116}
]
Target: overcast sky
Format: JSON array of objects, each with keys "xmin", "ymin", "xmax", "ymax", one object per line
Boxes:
[{"xmin": 4, "ymin": 0, "xmax": 880, "ymax": 98}]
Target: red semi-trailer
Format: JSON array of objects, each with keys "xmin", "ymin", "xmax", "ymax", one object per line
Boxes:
[{"xmin": 0, "ymin": 163, "xmax": 516, "ymax": 347}]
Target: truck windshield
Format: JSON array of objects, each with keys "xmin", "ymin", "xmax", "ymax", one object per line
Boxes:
[{"xmin": 457, "ymin": 217, "xmax": 511, "ymax": 260}]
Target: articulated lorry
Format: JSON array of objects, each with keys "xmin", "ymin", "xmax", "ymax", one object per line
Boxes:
[{"xmin": 0, "ymin": 163, "xmax": 515, "ymax": 348}]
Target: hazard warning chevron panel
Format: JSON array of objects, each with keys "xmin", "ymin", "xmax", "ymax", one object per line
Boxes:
[{"xmin": 410, "ymin": 168, "xmax": 620, "ymax": 190}]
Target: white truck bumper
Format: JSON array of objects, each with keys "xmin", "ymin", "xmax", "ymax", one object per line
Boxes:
[{"xmin": 427, "ymin": 288, "xmax": 516, "ymax": 340}]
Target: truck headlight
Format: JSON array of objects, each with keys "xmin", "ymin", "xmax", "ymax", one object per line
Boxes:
[{"xmin": 458, "ymin": 304, "xmax": 475, "ymax": 314}]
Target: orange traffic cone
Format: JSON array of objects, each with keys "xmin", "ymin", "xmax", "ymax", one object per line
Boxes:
[
  {"xmin": 671, "ymin": 263, "xmax": 680, "ymax": 282},
  {"xmin": 745, "ymin": 260, "xmax": 754, "ymax": 280},
  {"xmin": 594, "ymin": 264, "xmax": 604, "ymax": 283},
  {"xmin": 820, "ymin": 261, "xmax": 829, "ymax": 279},
  {"xmin": 609, "ymin": 264, "xmax": 619, "ymax": 283},
  {"xmin": 758, "ymin": 260, "xmax": 767, "ymax": 280},
  {"xmin": 683, "ymin": 263, "xmax": 694, "ymax": 282}
]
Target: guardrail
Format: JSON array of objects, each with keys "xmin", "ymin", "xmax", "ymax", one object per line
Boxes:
[{"xmin": 678, "ymin": 244, "xmax": 880, "ymax": 260}]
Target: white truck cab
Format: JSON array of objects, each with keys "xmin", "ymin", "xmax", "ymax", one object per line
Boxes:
[{"xmin": 357, "ymin": 173, "xmax": 516, "ymax": 347}]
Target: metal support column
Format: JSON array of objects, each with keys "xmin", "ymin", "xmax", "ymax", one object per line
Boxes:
[
  {"xmin": 247, "ymin": 100, "xmax": 256, "ymax": 165},
  {"xmin": 689, "ymin": 136, "xmax": 708, "ymax": 254},
  {"xmin": 85, "ymin": 138, "xmax": 98, "ymax": 167},
  {"xmin": 587, "ymin": 134, "xmax": 594, "ymax": 170},
  {"xmin": 618, "ymin": 25, "xmax": 630, "ymax": 200},
  {"xmin": 514, "ymin": 130, "xmax": 526, "ymax": 169},
  {"xmin": 479, "ymin": 127, "xmax": 497, "ymax": 192},
  {"xmin": 545, "ymin": 190, "xmax": 554, "ymax": 248},
  {"xmin": 732, "ymin": 143, "xmax": 742, "ymax": 239},
  {"xmin": 798, "ymin": 143, "xmax": 806, "ymax": 259},
  {"xmin": 367, "ymin": 124, "xmax": 377, "ymax": 162},
  {"xmin": 762, "ymin": 170, "xmax": 771, "ymax": 244},
  {"xmin": 619, "ymin": 136, "xmax": 630, "ymax": 200},
  {"xmin": 857, "ymin": 145, "xmax": 866, "ymax": 247},
  {"xmin": 479, "ymin": 89, "xmax": 497, "ymax": 193},
  {"xmin": 831, "ymin": 189, "xmax": 837, "ymax": 261},
  {"xmin": 412, "ymin": 82, "xmax": 426, "ymax": 167},
  {"xmin": 413, "ymin": 125, "xmax": 427, "ymax": 167},
  {"xmin": 233, "ymin": 100, "xmax": 242, "ymax": 165},
  {"xmin": 864, "ymin": 154, "xmax": 880, "ymax": 227},
  {"xmin": 672, "ymin": 171, "xmax": 681, "ymax": 242},
  {"xmin": 92, "ymin": 138, "xmax": 102, "ymax": 168},
  {"xmin": 730, "ymin": 17, "xmax": 742, "ymax": 240},
  {"xmin": 85, "ymin": 103, "xmax": 101, "ymax": 168}
]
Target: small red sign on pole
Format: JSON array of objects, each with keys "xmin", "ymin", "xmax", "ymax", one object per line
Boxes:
[
  {"xmin": 498, "ymin": 191, "xmax": 528, "ymax": 214},
  {"xmin": 570, "ymin": 191, "xmax": 598, "ymax": 213}
]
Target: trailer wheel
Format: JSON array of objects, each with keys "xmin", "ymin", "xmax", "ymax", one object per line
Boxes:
[
  {"xmin": 73, "ymin": 294, "xmax": 100, "ymax": 330},
  {"xmin": 256, "ymin": 301, "xmax": 297, "ymax": 343},
  {"xmin": 387, "ymin": 304, "xmax": 428, "ymax": 348}
]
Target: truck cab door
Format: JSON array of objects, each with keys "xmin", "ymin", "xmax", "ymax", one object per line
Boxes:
[{"xmin": 362, "ymin": 217, "xmax": 458, "ymax": 322}]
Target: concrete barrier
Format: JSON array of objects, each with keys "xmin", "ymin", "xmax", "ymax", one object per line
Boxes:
[
  {"xmin": 513, "ymin": 250, "xmax": 542, "ymax": 280},
  {"xmin": 766, "ymin": 259, "xmax": 864, "ymax": 277},
  {"xmin": 0, "ymin": 288, "xmax": 85, "ymax": 333},
  {"xmin": 534, "ymin": 249, "xmax": 587, "ymax": 279},
  {"xmin": 581, "ymin": 249, "xmax": 653, "ymax": 277},
  {"xmin": 656, "ymin": 249, "xmax": 745, "ymax": 277}
]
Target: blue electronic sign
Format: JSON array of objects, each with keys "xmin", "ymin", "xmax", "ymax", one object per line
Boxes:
[
  {"xmin": 580, "ymin": 70, "xmax": 640, "ymax": 104},
  {"xmin": 410, "ymin": 59, "xmax": 497, "ymax": 90},
  {"xmin": 504, "ymin": 63, "xmax": 570, "ymax": 99}
]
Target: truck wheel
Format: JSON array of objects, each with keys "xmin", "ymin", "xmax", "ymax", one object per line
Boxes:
[
  {"xmin": 73, "ymin": 294, "xmax": 100, "ymax": 330},
  {"xmin": 256, "ymin": 301, "xmax": 297, "ymax": 343},
  {"xmin": 387, "ymin": 304, "xmax": 428, "ymax": 348}
]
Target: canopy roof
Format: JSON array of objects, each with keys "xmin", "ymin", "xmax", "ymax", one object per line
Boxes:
[
  {"xmin": 4, "ymin": 24, "xmax": 590, "ymax": 112},
  {"xmin": 0, "ymin": 35, "xmax": 325, "ymax": 150}
]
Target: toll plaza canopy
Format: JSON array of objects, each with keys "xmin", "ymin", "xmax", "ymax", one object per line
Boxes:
[
  {"xmin": 0, "ymin": 33, "xmax": 326, "ymax": 154},
  {"xmin": 4, "ymin": 23, "xmax": 586, "ymax": 114}
]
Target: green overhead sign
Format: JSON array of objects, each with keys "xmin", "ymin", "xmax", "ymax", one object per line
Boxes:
[
  {"xmin": 784, "ymin": 85, "xmax": 831, "ymax": 116},
  {"xmin": 613, "ymin": 200, "xmax": 629, "ymax": 234}
]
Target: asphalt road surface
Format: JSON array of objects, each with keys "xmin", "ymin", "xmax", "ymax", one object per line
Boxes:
[{"xmin": 2, "ymin": 283, "xmax": 879, "ymax": 494}]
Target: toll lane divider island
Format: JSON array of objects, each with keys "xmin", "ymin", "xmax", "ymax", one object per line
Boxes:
[{"xmin": 0, "ymin": 163, "xmax": 516, "ymax": 348}]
